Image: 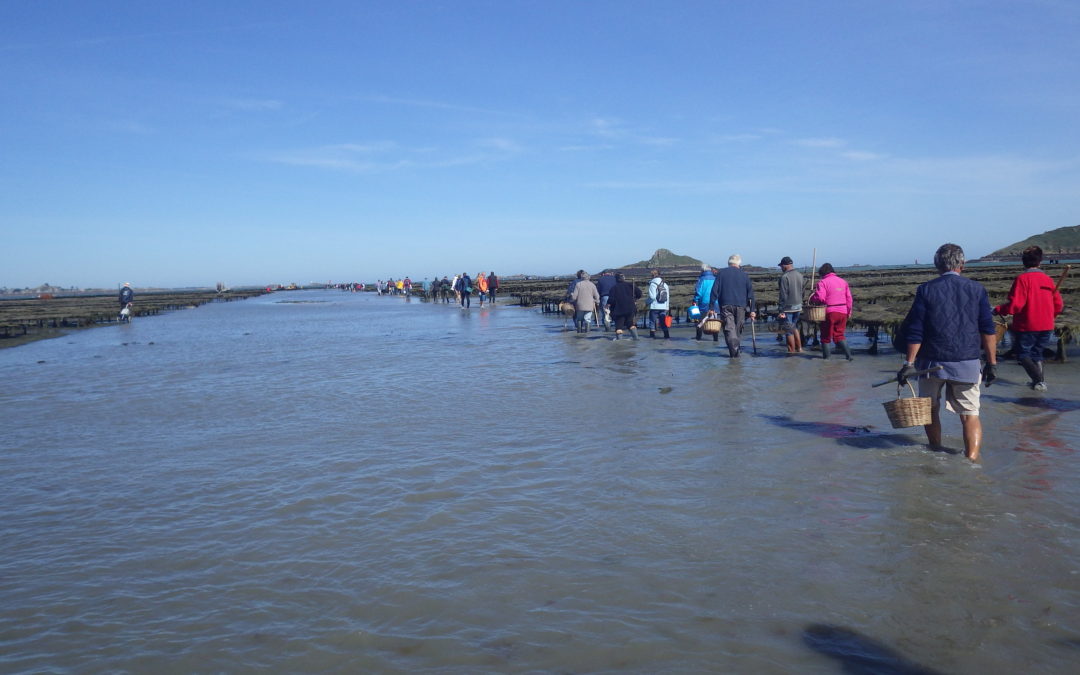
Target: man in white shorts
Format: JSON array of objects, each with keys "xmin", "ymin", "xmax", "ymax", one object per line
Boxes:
[{"xmin": 897, "ymin": 243, "xmax": 998, "ymax": 462}]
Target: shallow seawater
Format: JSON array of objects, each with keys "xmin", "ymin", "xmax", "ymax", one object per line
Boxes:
[{"xmin": 1, "ymin": 290, "xmax": 1078, "ymax": 673}]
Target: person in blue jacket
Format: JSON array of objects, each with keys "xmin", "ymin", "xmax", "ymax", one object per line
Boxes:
[
  {"xmin": 454, "ymin": 272, "xmax": 472, "ymax": 308},
  {"xmin": 693, "ymin": 264, "xmax": 717, "ymax": 341},
  {"xmin": 896, "ymin": 243, "xmax": 998, "ymax": 462},
  {"xmin": 119, "ymin": 282, "xmax": 134, "ymax": 308},
  {"xmin": 118, "ymin": 282, "xmax": 134, "ymax": 321}
]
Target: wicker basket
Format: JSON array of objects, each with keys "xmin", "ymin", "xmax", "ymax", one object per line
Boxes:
[
  {"xmin": 883, "ymin": 382, "xmax": 932, "ymax": 429},
  {"xmin": 701, "ymin": 318, "xmax": 722, "ymax": 335},
  {"xmin": 805, "ymin": 304, "xmax": 826, "ymax": 322},
  {"xmin": 559, "ymin": 301, "xmax": 576, "ymax": 317},
  {"xmin": 994, "ymin": 316, "xmax": 1008, "ymax": 343}
]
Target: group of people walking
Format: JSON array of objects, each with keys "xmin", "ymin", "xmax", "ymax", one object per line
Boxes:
[
  {"xmin": 376, "ymin": 273, "xmax": 500, "ymax": 308},
  {"xmin": 564, "ymin": 253, "xmax": 856, "ymax": 361},
  {"xmin": 560, "ymin": 244, "xmax": 1066, "ymax": 464}
]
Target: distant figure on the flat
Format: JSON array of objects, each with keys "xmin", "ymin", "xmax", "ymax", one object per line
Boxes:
[{"xmin": 118, "ymin": 282, "xmax": 134, "ymax": 322}]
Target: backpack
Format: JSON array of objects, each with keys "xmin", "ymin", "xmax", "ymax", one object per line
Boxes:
[{"xmin": 655, "ymin": 280, "xmax": 669, "ymax": 304}]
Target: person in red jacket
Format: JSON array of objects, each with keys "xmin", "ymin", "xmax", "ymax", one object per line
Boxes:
[{"xmin": 994, "ymin": 246, "xmax": 1064, "ymax": 391}]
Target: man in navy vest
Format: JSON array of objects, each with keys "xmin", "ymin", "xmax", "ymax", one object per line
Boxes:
[{"xmin": 897, "ymin": 243, "xmax": 997, "ymax": 462}]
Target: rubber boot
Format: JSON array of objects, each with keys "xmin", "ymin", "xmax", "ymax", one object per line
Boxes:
[
  {"xmin": 1034, "ymin": 360, "xmax": 1047, "ymax": 391},
  {"xmin": 662, "ymin": 325, "xmax": 670, "ymax": 339},
  {"xmin": 822, "ymin": 343, "xmax": 831, "ymax": 359},
  {"xmin": 1019, "ymin": 356, "xmax": 1040, "ymax": 387},
  {"xmin": 837, "ymin": 340, "xmax": 853, "ymax": 361},
  {"xmin": 630, "ymin": 327, "xmax": 639, "ymax": 341}
]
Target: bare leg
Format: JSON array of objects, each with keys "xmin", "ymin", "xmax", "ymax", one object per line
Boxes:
[
  {"xmin": 960, "ymin": 414, "xmax": 982, "ymax": 462},
  {"xmin": 923, "ymin": 406, "xmax": 943, "ymax": 449}
]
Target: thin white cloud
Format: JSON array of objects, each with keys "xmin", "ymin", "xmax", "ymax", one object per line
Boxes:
[
  {"xmin": 333, "ymin": 142, "xmax": 399, "ymax": 153},
  {"xmin": 587, "ymin": 117, "xmax": 679, "ymax": 147},
  {"xmin": 842, "ymin": 150, "xmax": 886, "ymax": 161},
  {"xmin": 558, "ymin": 144, "xmax": 615, "ymax": 152},
  {"xmin": 585, "ymin": 151, "xmax": 1080, "ymax": 198},
  {"xmin": 224, "ymin": 98, "xmax": 283, "ymax": 111},
  {"xmin": 265, "ymin": 137, "xmax": 520, "ymax": 173},
  {"xmin": 711, "ymin": 133, "xmax": 762, "ymax": 143},
  {"xmin": 361, "ymin": 95, "xmax": 508, "ymax": 116},
  {"xmin": 106, "ymin": 119, "xmax": 155, "ymax": 135},
  {"xmin": 477, "ymin": 137, "xmax": 523, "ymax": 152},
  {"xmin": 794, "ymin": 137, "xmax": 847, "ymax": 148}
]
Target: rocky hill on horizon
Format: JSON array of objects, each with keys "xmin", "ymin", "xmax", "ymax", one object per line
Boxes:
[
  {"xmin": 621, "ymin": 248, "xmax": 704, "ymax": 270},
  {"xmin": 980, "ymin": 224, "xmax": 1080, "ymax": 260}
]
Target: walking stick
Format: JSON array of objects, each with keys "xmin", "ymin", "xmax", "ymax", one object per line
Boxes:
[
  {"xmin": 751, "ymin": 313, "xmax": 758, "ymax": 355},
  {"xmin": 871, "ymin": 365, "xmax": 943, "ymax": 387},
  {"xmin": 1055, "ymin": 264, "xmax": 1072, "ymax": 292}
]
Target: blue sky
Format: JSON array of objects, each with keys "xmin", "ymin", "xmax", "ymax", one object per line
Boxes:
[{"xmin": 3, "ymin": 0, "xmax": 1079, "ymax": 288}]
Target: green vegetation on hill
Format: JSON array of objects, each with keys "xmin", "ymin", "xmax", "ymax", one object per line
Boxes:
[
  {"xmin": 984, "ymin": 224, "xmax": 1080, "ymax": 258},
  {"xmin": 623, "ymin": 248, "xmax": 703, "ymax": 269}
]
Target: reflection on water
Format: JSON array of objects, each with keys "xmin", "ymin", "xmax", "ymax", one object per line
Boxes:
[{"xmin": 1, "ymin": 291, "xmax": 1078, "ymax": 673}]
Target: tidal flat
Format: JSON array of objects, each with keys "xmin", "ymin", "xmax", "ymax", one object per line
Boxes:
[{"xmin": 1, "ymin": 290, "xmax": 1077, "ymax": 673}]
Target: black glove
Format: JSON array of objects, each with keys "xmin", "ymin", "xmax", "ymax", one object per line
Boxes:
[
  {"xmin": 897, "ymin": 363, "xmax": 917, "ymax": 386},
  {"xmin": 982, "ymin": 363, "xmax": 998, "ymax": 386}
]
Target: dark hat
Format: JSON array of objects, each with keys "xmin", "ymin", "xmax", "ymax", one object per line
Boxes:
[{"xmin": 778, "ymin": 256, "xmax": 793, "ymax": 266}]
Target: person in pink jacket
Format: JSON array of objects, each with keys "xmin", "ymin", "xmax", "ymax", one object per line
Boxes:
[{"xmin": 809, "ymin": 263, "xmax": 853, "ymax": 360}]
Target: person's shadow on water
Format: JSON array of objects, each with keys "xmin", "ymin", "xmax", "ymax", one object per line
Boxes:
[
  {"xmin": 758, "ymin": 414, "xmax": 956, "ymax": 453},
  {"xmin": 982, "ymin": 393, "xmax": 1080, "ymax": 413},
  {"xmin": 802, "ymin": 624, "xmax": 947, "ymax": 675},
  {"xmin": 657, "ymin": 347, "xmax": 726, "ymax": 358}
]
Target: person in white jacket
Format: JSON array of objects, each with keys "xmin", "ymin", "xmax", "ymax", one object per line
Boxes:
[{"xmin": 647, "ymin": 269, "xmax": 670, "ymax": 339}]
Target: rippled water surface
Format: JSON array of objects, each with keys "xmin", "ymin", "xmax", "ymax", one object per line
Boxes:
[{"xmin": 2, "ymin": 290, "xmax": 1078, "ymax": 673}]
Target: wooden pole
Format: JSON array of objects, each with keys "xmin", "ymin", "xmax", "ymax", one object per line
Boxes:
[{"xmin": 1054, "ymin": 264, "xmax": 1071, "ymax": 292}]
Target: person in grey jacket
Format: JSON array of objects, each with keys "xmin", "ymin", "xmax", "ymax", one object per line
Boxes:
[
  {"xmin": 646, "ymin": 269, "xmax": 670, "ymax": 339},
  {"xmin": 708, "ymin": 254, "xmax": 756, "ymax": 357},
  {"xmin": 777, "ymin": 256, "xmax": 804, "ymax": 353},
  {"xmin": 569, "ymin": 272, "xmax": 600, "ymax": 333}
]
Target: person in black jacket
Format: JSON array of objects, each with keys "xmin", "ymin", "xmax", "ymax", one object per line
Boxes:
[
  {"xmin": 595, "ymin": 271, "xmax": 618, "ymax": 331},
  {"xmin": 605, "ymin": 273, "xmax": 642, "ymax": 341}
]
